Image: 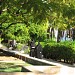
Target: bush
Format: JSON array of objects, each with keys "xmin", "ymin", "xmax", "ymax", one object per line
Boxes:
[
  {"xmin": 24, "ymin": 46, "xmax": 30, "ymax": 54},
  {"xmin": 16, "ymin": 43, "xmax": 30, "ymax": 54},
  {"xmin": 16, "ymin": 43, "xmax": 23, "ymax": 51},
  {"xmin": 43, "ymin": 41, "xmax": 75, "ymax": 64}
]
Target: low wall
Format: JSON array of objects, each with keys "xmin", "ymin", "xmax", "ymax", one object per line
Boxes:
[{"xmin": 0, "ymin": 49, "xmax": 55, "ymax": 66}]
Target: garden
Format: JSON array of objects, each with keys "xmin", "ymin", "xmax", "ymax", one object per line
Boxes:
[{"xmin": 0, "ymin": 0, "xmax": 75, "ymax": 68}]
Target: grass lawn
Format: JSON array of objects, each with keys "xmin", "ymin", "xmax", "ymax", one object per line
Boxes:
[
  {"xmin": 0, "ymin": 51, "xmax": 32, "ymax": 72},
  {"xmin": 0, "ymin": 62, "xmax": 32, "ymax": 72}
]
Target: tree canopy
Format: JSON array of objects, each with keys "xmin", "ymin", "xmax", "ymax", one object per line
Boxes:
[
  {"xmin": 0, "ymin": 0, "xmax": 50, "ymax": 25},
  {"xmin": 0, "ymin": 0, "xmax": 75, "ymax": 43}
]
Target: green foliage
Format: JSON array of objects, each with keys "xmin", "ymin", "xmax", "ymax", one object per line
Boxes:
[
  {"xmin": 1, "ymin": 0, "xmax": 75, "ymax": 44},
  {"xmin": 0, "ymin": 0, "xmax": 50, "ymax": 43},
  {"xmin": 4, "ymin": 24, "xmax": 30, "ymax": 43},
  {"xmin": 0, "ymin": 0, "xmax": 50, "ymax": 24},
  {"xmin": 0, "ymin": 62, "xmax": 32, "ymax": 72},
  {"xmin": 43, "ymin": 41, "xmax": 75, "ymax": 64},
  {"xmin": 16, "ymin": 43, "xmax": 30, "ymax": 54},
  {"xmin": 0, "ymin": 63, "xmax": 21, "ymax": 72},
  {"xmin": 1, "ymin": 22, "xmax": 48, "ymax": 43},
  {"xmin": 24, "ymin": 47, "xmax": 30, "ymax": 54},
  {"xmin": 16, "ymin": 43, "xmax": 23, "ymax": 51},
  {"xmin": 28, "ymin": 23, "xmax": 48, "ymax": 41}
]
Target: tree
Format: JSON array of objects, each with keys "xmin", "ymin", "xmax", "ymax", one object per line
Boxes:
[
  {"xmin": 0, "ymin": 0, "xmax": 50, "ymax": 26},
  {"xmin": 1, "ymin": 0, "xmax": 75, "ymax": 43},
  {"xmin": 0, "ymin": 0, "xmax": 50, "ymax": 42},
  {"xmin": 46, "ymin": 0, "xmax": 75, "ymax": 42},
  {"xmin": 3, "ymin": 23, "xmax": 30, "ymax": 43}
]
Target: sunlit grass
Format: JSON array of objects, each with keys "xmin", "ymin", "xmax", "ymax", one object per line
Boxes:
[{"xmin": 0, "ymin": 62, "xmax": 32, "ymax": 72}]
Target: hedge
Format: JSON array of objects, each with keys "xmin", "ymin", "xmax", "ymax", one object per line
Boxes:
[{"xmin": 43, "ymin": 41, "xmax": 75, "ymax": 64}]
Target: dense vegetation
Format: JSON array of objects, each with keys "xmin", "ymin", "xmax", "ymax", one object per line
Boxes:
[
  {"xmin": 0, "ymin": 0, "xmax": 49, "ymax": 43},
  {"xmin": 0, "ymin": 0, "xmax": 75, "ymax": 43},
  {"xmin": 43, "ymin": 41, "xmax": 75, "ymax": 64}
]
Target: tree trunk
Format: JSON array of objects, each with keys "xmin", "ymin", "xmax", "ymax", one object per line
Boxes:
[
  {"xmin": 57, "ymin": 29, "xmax": 60, "ymax": 43},
  {"xmin": 47, "ymin": 27, "xmax": 50, "ymax": 39},
  {"xmin": 72, "ymin": 28, "xmax": 75, "ymax": 41}
]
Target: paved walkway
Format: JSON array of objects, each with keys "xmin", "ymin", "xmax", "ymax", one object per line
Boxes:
[{"xmin": 22, "ymin": 54, "xmax": 75, "ymax": 74}]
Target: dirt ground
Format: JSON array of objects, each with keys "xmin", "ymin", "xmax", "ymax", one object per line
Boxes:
[
  {"xmin": 0, "ymin": 51, "xmax": 25, "ymax": 64},
  {"xmin": 0, "ymin": 56, "xmax": 23, "ymax": 62}
]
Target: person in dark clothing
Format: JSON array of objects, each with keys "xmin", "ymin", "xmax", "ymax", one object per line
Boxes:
[
  {"xmin": 9, "ymin": 40, "xmax": 13, "ymax": 47},
  {"xmin": 29, "ymin": 40, "xmax": 36, "ymax": 57},
  {"xmin": 35, "ymin": 42, "xmax": 43, "ymax": 59}
]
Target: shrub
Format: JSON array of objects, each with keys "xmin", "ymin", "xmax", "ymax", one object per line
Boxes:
[
  {"xmin": 16, "ymin": 43, "xmax": 30, "ymax": 54},
  {"xmin": 43, "ymin": 41, "xmax": 75, "ymax": 64},
  {"xmin": 16, "ymin": 43, "xmax": 23, "ymax": 51},
  {"xmin": 24, "ymin": 46, "xmax": 30, "ymax": 54}
]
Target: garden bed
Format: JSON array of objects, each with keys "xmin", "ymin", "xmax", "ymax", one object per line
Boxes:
[
  {"xmin": 0, "ymin": 51, "xmax": 32, "ymax": 72},
  {"xmin": 0, "ymin": 63, "xmax": 21, "ymax": 72}
]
